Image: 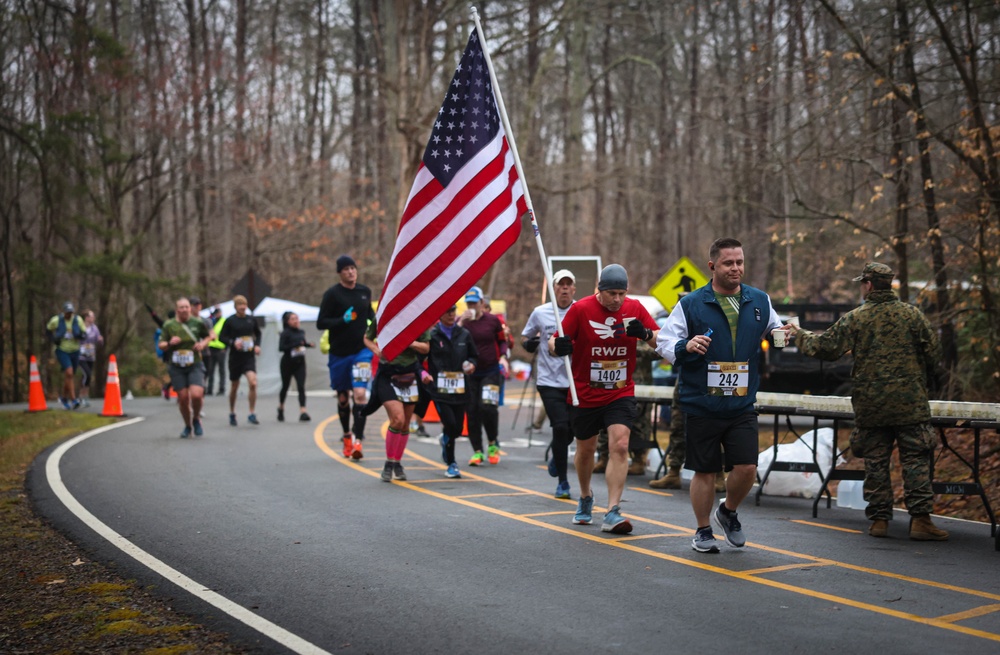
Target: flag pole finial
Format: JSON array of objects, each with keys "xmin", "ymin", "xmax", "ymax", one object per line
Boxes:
[{"xmin": 471, "ymin": 6, "xmax": 479, "ymax": 20}]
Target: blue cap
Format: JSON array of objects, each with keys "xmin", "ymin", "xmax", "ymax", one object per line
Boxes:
[{"xmin": 465, "ymin": 286, "xmax": 483, "ymax": 304}]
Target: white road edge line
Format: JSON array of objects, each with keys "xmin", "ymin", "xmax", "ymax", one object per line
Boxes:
[{"xmin": 45, "ymin": 416, "xmax": 333, "ymax": 655}]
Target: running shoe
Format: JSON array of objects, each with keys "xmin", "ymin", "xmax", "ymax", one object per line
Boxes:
[
  {"xmin": 712, "ymin": 501, "xmax": 746, "ymax": 547},
  {"xmin": 247, "ymin": 413, "xmax": 260, "ymax": 425},
  {"xmin": 299, "ymin": 412, "xmax": 311, "ymax": 422},
  {"xmin": 277, "ymin": 408, "xmax": 285, "ymax": 422},
  {"xmin": 393, "ymin": 462, "xmax": 407, "ymax": 481},
  {"xmin": 229, "ymin": 413, "xmax": 237, "ymax": 427},
  {"xmin": 81, "ymin": 398, "xmax": 90, "ymax": 408},
  {"xmin": 380, "ymin": 462, "xmax": 393, "ymax": 482},
  {"xmin": 193, "ymin": 419, "xmax": 203, "ymax": 437},
  {"xmin": 547, "ymin": 457, "xmax": 558, "ymax": 477},
  {"xmin": 692, "ymin": 526, "xmax": 720, "ymax": 553},
  {"xmin": 487, "ymin": 443, "xmax": 501, "ymax": 465},
  {"xmin": 342, "ymin": 435, "xmax": 353, "ymax": 458},
  {"xmin": 573, "ymin": 495, "xmax": 594, "ymax": 525},
  {"xmin": 60, "ymin": 397, "xmax": 71, "ymax": 410},
  {"xmin": 415, "ymin": 425, "xmax": 430, "ymax": 438},
  {"xmin": 439, "ymin": 435, "xmax": 449, "ymax": 464},
  {"xmin": 555, "ymin": 481, "xmax": 571, "ymax": 499},
  {"xmin": 601, "ymin": 505, "xmax": 633, "ymax": 534},
  {"xmin": 72, "ymin": 398, "xmax": 81, "ymax": 410},
  {"xmin": 446, "ymin": 463, "xmax": 461, "ymax": 478},
  {"xmin": 180, "ymin": 426, "xmax": 192, "ymax": 439},
  {"xmin": 351, "ymin": 440, "xmax": 364, "ymax": 460},
  {"xmin": 469, "ymin": 451, "xmax": 485, "ymax": 466}
]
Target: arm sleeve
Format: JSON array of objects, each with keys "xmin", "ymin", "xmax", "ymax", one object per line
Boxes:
[
  {"xmin": 218, "ymin": 320, "xmax": 231, "ymax": 346},
  {"xmin": 797, "ymin": 316, "xmax": 852, "ymax": 361},
  {"xmin": 254, "ymin": 320, "xmax": 262, "ymax": 345},
  {"xmin": 655, "ymin": 304, "xmax": 689, "ymax": 365},
  {"xmin": 315, "ymin": 290, "xmax": 344, "ymax": 331},
  {"xmin": 521, "ymin": 309, "xmax": 540, "ymax": 338},
  {"xmin": 278, "ymin": 330, "xmax": 291, "ymax": 353}
]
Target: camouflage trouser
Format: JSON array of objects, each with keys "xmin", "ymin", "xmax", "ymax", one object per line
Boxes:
[
  {"xmin": 597, "ymin": 401, "xmax": 652, "ymax": 456},
  {"xmin": 855, "ymin": 423, "xmax": 937, "ymax": 520},
  {"xmin": 666, "ymin": 390, "xmax": 686, "ymax": 469}
]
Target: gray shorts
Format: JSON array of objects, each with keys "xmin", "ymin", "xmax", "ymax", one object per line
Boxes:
[{"xmin": 168, "ymin": 363, "xmax": 206, "ymax": 390}]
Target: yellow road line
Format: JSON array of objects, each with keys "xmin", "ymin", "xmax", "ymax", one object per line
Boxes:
[
  {"xmin": 456, "ymin": 492, "xmax": 536, "ymax": 499},
  {"xmin": 629, "ymin": 486, "xmax": 675, "ymax": 497},
  {"xmin": 791, "ymin": 519, "xmax": 863, "ymax": 534},
  {"xmin": 743, "ymin": 562, "xmax": 837, "ymax": 575},
  {"xmin": 313, "ymin": 417, "xmax": 1000, "ymax": 643},
  {"xmin": 935, "ymin": 604, "xmax": 1000, "ymax": 623}
]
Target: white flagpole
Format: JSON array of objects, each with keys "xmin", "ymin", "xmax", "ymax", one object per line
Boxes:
[{"xmin": 471, "ymin": 6, "xmax": 579, "ymax": 406}]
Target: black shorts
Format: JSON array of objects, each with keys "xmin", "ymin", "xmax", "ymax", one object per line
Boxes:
[
  {"xmin": 685, "ymin": 412, "xmax": 759, "ymax": 473},
  {"xmin": 572, "ymin": 397, "xmax": 636, "ymax": 440},
  {"xmin": 229, "ymin": 353, "xmax": 257, "ymax": 381}
]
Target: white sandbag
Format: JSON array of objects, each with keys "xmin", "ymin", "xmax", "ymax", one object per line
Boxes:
[{"xmin": 757, "ymin": 428, "xmax": 844, "ymax": 498}]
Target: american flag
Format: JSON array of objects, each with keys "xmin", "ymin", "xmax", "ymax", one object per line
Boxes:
[{"xmin": 375, "ymin": 28, "xmax": 527, "ymax": 362}]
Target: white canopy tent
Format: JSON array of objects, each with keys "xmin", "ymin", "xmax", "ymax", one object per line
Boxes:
[{"xmin": 201, "ymin": 297, "xmax": 328, "ymax": 396}]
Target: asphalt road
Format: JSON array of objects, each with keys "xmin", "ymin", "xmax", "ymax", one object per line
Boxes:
[{"xmin": 26, "ymin": 393, "xmax": 1000, "ymax": 654}]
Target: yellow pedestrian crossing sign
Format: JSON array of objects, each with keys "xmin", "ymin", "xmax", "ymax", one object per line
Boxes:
[{"xmin": 649, "ymin": 257, "xmax": 710, "ymax": 311}]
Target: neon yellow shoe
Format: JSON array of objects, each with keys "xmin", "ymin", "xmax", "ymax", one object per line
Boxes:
[{"xmin": 487, "ymin": 443, "xmax": 501, "ymax": 465}]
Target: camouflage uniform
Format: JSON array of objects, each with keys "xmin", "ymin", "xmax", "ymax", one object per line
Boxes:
[
  {"xmin": 666, "ymin": 382, "xmax": 685, "ymax": 469},
  {"xmin": 795, "ymin": 281, "xmax": 942, "ymax": 521}
]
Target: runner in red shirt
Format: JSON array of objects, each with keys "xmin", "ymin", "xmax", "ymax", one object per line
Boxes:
[{"xmin": 551, "ymin": 264, "xmax": 658, "ymax": 534}]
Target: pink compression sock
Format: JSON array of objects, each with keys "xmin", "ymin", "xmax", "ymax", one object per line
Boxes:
[
  {"xmin": 385, "ymin": 429, "xmax": 399, "ymax": 460},
  {"xmin": 393, "ymin": 430, "xmax": 410, "ymax": 460}
]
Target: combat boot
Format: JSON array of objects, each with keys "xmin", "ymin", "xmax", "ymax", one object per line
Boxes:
[
  {"xmin": 715, "ymin": 471, "xmax": 727, "ymax": 493},
  {"xmin": 627, "ymin": 453, "xmax": 647, "ymax": 476},
  {"xmin": 593, "ymin": 453, "xmax": 609, "ymax": 474},
  {"xmin": 649, "ymin": 467, "xmax": 682, "ymax": 489},
  {"xmin": 868, "ymin": 519, "xmax": 889, "ymax": 538},
  {"xmin": 909, "ymin": 514, "xmax": 948, "ymax": 541}
]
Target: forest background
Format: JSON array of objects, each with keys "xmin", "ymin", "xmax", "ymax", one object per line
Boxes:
[{"xmin": 1, "ymin": 0, "xmax": 999, "ymax": 403}]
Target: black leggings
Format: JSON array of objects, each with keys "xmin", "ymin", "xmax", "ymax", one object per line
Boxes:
[
  {"xmin": 279, "ymin": 356, "xmax": 306, "ymax": 408},
  {"xmin": 538, "ymin": 385, "xmax": 574, "ymax": 483},
  {"xmin": 437, "ymin": 401, "xmax": 466, "ymax": 465},
  {"xmin": 466, "ymin": 373, "xmax": 500, "ymax": 452}
]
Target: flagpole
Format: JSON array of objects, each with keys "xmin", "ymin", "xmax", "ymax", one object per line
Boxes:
[{"xmin": 471, "ymin": 6, "xmax": 579, "ymax": 406}]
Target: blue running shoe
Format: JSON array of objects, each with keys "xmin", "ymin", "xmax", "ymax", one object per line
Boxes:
[
  {"xmin": 712, "ymin": 501, "xmax": 746, "ymax": 547},
  {"xmin": 692, "ymin": 526, "xmax": 720, "ymax": 553},
  {"xmin": 547, "ymin": 457, "xmax": 558, "ymax": 477},
  {"xmin": 247, "ymin": 414, "xmax": 260, "ymax": 425},
  {"xmin": 229, "ymin": 413, "xmax": 237, "ymax": 426},
  {"xmin": 440, "ymin": 435, "xmax": 449, "ymax": 464},
  {"xmin": 193, "ymin": 420, "xmax": 203, "ymax": 437},
  {"xmin": 446, "ymin": 463, "xmax": 461, "ymax": 478},
  {"xmin": 60, "ymin": 397, "xmax": 71, "ymax": 410},
  {"xmin": 555, "ymin": 481, "xmax": 571, "ymax": 499},
  {"xmin": 601, "ymin": 505, "xmax": 633, "ymax": 534},
  {"xmin": 573, "ymin": 495, "xmax": 594, "ymax": 525},
  {"xmin": 180, "ymin": 426, "xmax": 192, "ymax": 439}
]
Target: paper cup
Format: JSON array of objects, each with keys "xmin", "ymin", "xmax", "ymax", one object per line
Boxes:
[{"xmin": 773, "ymin": 329, "xmax": 787, "ymax": 348}]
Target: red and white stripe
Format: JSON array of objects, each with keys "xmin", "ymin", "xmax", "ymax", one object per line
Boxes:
[{"xmin": 375, "ymin": 130, "xmax": 526, "ymax": 362}]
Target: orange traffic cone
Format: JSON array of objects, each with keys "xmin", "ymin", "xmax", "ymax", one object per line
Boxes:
[
  {"xmin": 461, "ymin": 415, "xmax": 469, "ymax": 436},
  {"xmin": 100, "ymin": 354, "xmax": 126, "ymax": 417},
  {"xmin": 26, "ymin": 355, "xmax": 48, "ymax": 413},
  {"xmin": 424, "ymin": 401, "xmax": 440, "ymax": 423}
]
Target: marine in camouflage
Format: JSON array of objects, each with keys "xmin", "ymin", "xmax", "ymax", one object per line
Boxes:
[{"xmin": 794, "ymin": 283, "xmax": 943, "ymax": 520}]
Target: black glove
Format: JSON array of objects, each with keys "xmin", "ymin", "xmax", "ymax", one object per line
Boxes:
[
  {"xmin": 554, "ymin": 336, "xmax": 573, "ymax": 356},
  {"xmin": 625, "ymin": 320, "xmax": 651, "ymax": 340},
  {"xmin": 523, "ymin": 336, "xmax": 540, "ymax": 353}
]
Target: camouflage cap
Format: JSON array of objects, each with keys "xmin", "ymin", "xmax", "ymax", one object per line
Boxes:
[{"xmin": 852, "ymin": 262, "xmax": 895, "ymax": 282}]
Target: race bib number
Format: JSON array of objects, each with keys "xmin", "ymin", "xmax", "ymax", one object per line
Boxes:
[
  {"xmin": 589, "ymin": 359, "xmax": 629, "ymax": 389},
  {"xmin": 236, "ymin": 336, "xmax": 255, "ymax": 352},
  {"xmin": 481, "ymin": 384, "xmax": 500, "ymax": 405},
  {"xmin": 437, "ymin": 371, "xmax": 465, "ymax": 394},
  {"xmin": 80, "ymin": 343, "xmax": 95, "ymax": 359},
  {"xmin": 352, "ymin": 362, "xmax": 372, "ymax": 383},
  {"xmin": 392, "ymin": 382, "xmax": 419, "ymax": 403},
  {"xmin": 291, "ymin": 346, "xmax": 306, "ymax": 358},
  {"xmin": 172, "ymin": 349, "xmax": 195, "ymax": 367},
  {"xmin": 707, "ymin": 361, "xmax": 749, "ymax": 396}
]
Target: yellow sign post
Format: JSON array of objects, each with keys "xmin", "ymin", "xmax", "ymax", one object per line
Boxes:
[{"xmin": 649, "ymin": 257, "xmax": 710, "ymax": 311}]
